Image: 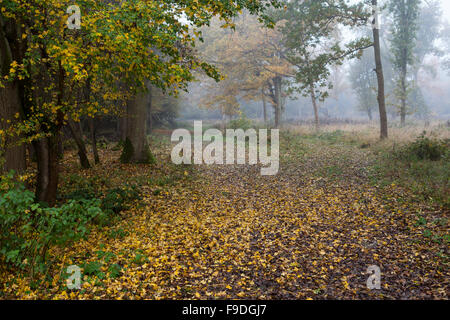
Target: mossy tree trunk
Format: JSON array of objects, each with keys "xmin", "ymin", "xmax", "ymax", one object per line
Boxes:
[{"xmin": 121, "ymin": 82, "xmax": 154, "ymax": 164}]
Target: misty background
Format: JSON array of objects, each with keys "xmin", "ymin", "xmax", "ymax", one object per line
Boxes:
[{"xmin": 172, "ymin": 0, "xmax": 450, "ymax": 124}]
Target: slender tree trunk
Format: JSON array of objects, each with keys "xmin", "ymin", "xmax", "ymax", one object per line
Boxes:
[
  {"xmin": 368, "ymin": 108, "xmax": 373, "ymax": 121},
  {"xmin": 273, "ymin": 77, "xmax": 282, "ymax": 128},
  {"xmin": 372, "ymin": 0, "xmax": 388, "ymax": 140},
  {"xmin": 84, "ymin": 77, "xmax": 99, "ymax": 164},
  {"xmin": 262, "ymin": 89, "xmax": 267, "ymax": 124},
  {"xmin": 309, "ymin": 84, "xmax": 319, "ymax": 130},
  {"xmin": 400, "ymin": 63, "xmax": 407, "ymax": 126},
  {"xmin": 33, "ymin": 139, "xmax": 49, "ymax": 203},
  {"xmin": 89, "ymin": 118, "xmax": 100, "ymax": 164},
  {"xmin": 68, "ymin": 119, "xmax": 91, "ymax": 169},
  {"xmin": 221, "ymin": 107, "xmax": 226, "ymax": 132}
]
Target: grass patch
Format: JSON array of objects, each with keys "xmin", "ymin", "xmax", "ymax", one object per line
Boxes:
[{"xmin": 369, "ymin": 134, "xmax": 450, "ymax": 208}]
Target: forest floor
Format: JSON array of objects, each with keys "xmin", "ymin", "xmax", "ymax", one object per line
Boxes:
[{"xmin": 1, "ymin": 126, "xmax": 448, "ymax": 299}]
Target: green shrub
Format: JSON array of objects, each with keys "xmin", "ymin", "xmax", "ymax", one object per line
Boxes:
[
  {"xmin": 404, "ymin": 132, "xmax": 448, "ymax": 161},
  {"xmin": 61, "ymin": 174, "xmax": 98, "ymax": 201},
  {"xmin": 0, "ymin": 170, "xmax": 18, "ymax": 192},
  {"xmin": 101, "ymin": 184, "xmax": 141, "ymax": 216},
  {"xmin": 228, "ymin": 116, "xmax": 254, "ymax": 131},
  {"xmin": 0, "ymin": 182, "xmax": 105, "ymax": 276},
  {"xmin": 145, "ymin": 149, "xmax": 157, "ymax": 165}
]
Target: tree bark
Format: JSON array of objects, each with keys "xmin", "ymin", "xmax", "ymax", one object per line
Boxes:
[
  {"xmin": 400, "ymin": 61, "xmax": 407, "ymax": 126},
  {"xmin": 221, "ymin": 107, "xmax": 226, "ymax": 132},
  {"xmin": 0, "ymin": 16, "xmax": 26, "ymax": 173},
  {"xmin": 0, "ymin": 82, "xmax": 26, "ymax": 173},
  {"xmin": 147, "ymin": 86, "xmax": 153, "ymax": 134},
  {"xmin": 273, "ymin": 77, "xmax": 282, "ymax": 129},
  {"xmin": 89, "ymin": 118, "xmax": 100, "ymax": 164},
  {"xmin": 68, "ymin": 119, "xmax": 91, "ymax": 169},
  {"xmin": 84, "ymin": 77, "xmax": 99, "ymax": 164},
  {"xmin": 309, "ymin": 83, "xmax": 319, "ymax": 131},
  {"xmin": 118, "ymin": 117, "xmax": 127, "ymax": 142},
  {"xmin": 33, "ymin": 134, "xmax": 60, "ymax": 206},
  {"xmin": 372, "ymin": 0, "xmax": 388, "ymax": 139},
  {"xmin": 262, "ymin": 89, "xmax": 267, "ymax": 124},
  {"xmin": 122, "ymin": 83, "xmax": 151, "ymax": 163}
]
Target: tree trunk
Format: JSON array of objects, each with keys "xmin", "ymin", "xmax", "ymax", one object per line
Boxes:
[
  {"xmin": 0, "ymin": 82, "xmax": 26, "ymax": 173},
  {"xmin": 147, "ymin": 86, "xmax": 153, "ymax": 134},
  {"xmin": 118, "ymin": 117, "xmax": 127, "ymax": 142},
  {"xmin": 372, "ymin": 0, "xmax": 388, "ymax": 140},
  {"xmin": 400, "ymin": 63, "xmax": 407, "ymax": 126},
  {"xmin": 309, "ymin": 84, "xmax": 319, "ymax": 131},
  {"xmin": 274, "ymin": 103, "xmax": 280, "ymax": 129},
  {"xmin": 68, "ymin": 119, "xmax": 91, "ymax": 169},
  {"xmin": 221, "ymin": 107, "xmax": 226, "ymax": 132},
  {"xmin": 33, "ymin": 134, "xmax": 60, "ymax": 206},
  {"xmin": 0, "ymin": 17, "xmax": 26, "ymax": 174},
  {"xmin": 273, "ymin": 77, "xmax": 282, "ymax": 129},
  {"xmin": 121, "ymin": 83, "xmax": 151, "ymax": 163},
  {"xmin": 368, "ymin": 108, "xmax": 373, "ymax": 121},
  {"xmin": 262, "ymin": 89, "xmax": 267, "ymax": 124},
  {"xmin": 84, "ymin": 77, "xmax": 99, "ymax": 164},
  {"xmin": 89, "ymin": 118, "xmax": 100, "ymax": 164}
]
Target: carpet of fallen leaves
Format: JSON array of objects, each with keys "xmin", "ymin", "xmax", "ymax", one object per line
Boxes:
[{"xmin": 1, "ymin": 133, "xmax": 448, "ymax": 299}]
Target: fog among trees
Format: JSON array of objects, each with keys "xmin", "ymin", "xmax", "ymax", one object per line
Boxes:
[{"xmin": 178, "ymin": 0, "xmax": 450, "ymax": 125}]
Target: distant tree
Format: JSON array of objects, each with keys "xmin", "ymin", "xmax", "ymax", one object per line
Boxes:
[
  {"xmin": 388, "ymin": 0, "xmax": 421, "ymax": 126},
  {"xmin": 198, "ymin": 14, "xmax": 293, "ymax": 128},
  {"xmin": 350, "ymin": 48, "xmax": 378, "ymax": 121},
  {"xmin": 278, "ymin": 0, "xmax": 372, "ymax": 130},
  {"xmin": 410, "ymin": 0, "xmax": 442, "ymax": 120},
  {"xmin": 442, "ymin": 23, "xmax": 450, "ymax": 74}
]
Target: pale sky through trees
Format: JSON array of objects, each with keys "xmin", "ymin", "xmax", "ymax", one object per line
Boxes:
[{"xmin": 438, "ymin": 0, "xmax": 450, "ymax": 23}]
